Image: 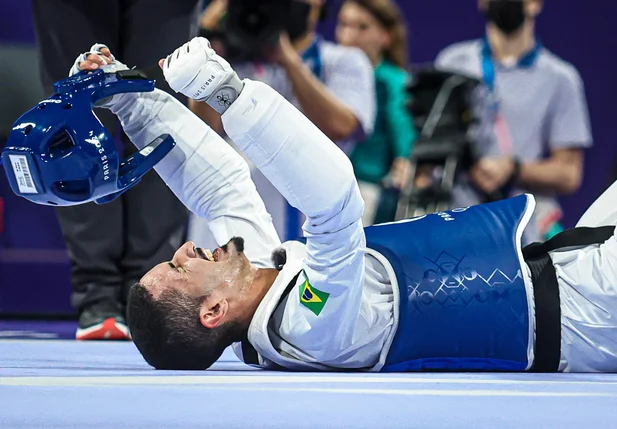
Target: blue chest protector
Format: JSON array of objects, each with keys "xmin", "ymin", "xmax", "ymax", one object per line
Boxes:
[{"xmin": 365, "ymin": 194, "xmax": 535, "ymax": 372}]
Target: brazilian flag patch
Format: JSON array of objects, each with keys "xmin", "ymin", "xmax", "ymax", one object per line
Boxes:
[{"xmin": 299, "ymin": 274, "xmax": 329, "ymax": 316}]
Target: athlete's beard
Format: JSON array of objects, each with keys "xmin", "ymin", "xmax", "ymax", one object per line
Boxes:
[
  {"xmin": 222, "ymin": 236, "xmax": 245, "ymax": 254},
  {"xmin": 221, "ymin": 237, "xmax": 254, "ymax": 296}
]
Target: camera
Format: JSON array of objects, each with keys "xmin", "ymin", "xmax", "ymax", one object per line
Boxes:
[
  {"xmin": 396, "ymin": 67, "xmax": 484, "ymax": 219},
  {"xmin": 204, "ymin": 0, "xmax": 313, "ymax": 62}
]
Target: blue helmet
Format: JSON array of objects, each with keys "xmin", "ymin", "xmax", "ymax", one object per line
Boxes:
[{"xmin": 0, "ymin": 69, "xmax": 175, "ymax": 206}]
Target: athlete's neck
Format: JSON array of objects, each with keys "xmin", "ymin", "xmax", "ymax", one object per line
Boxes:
[
  {"xmin": 486, "ymin": 22, "xmax": 536, "ymax": 65},
  {"xmin": 239, "ymin": 268, "xmax": 279, "ymax": 328}
]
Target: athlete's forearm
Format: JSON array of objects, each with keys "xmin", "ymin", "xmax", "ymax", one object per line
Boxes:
[
  {"xmin": 222, "ymin": 80, "xmax": 364, "ymax": 235},
  {"xmin": 110, "ymin": 89, "xmax": 245, "ymax": 216},
  {"xmin": 223, "ymin": 79, "xmax": 367, "ymax": 354},
  {"xmin": 110, "ymin": 89, "xmax": 280, "ymax": 254}
]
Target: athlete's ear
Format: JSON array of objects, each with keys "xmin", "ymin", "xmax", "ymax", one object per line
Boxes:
[
  {"xmin": 200, "ymin": 296, "xmax": 228, "ymax": 329},
  {"xmin": 158, "ymin": 58, "xmax": 165, "ymax": 69}
]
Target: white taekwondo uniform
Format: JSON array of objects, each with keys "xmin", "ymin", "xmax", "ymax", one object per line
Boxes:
[{"xmin": 108, "ymin": 62, "xmax": 617, "ymax": 373}]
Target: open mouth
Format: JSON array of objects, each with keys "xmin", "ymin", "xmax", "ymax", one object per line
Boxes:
[{"xmin": 194, "ymin": 246, "xmax": 222, "ymax": 262}]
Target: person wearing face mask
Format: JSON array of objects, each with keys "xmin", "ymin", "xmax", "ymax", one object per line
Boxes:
[
  {"xmin": 435, "ymin": 0, "xmax": 593, "ymax": 243},
  {"xmin": 188, "ymin": 0, "xmax": 376, "ymax": 248}
]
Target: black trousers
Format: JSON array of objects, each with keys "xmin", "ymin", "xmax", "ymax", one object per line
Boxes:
[{"xmin": 31, "ymin": 0, "xmax": 200, "ymax": 312}]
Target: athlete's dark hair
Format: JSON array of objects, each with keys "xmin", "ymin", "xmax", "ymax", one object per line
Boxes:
[{"xmin": 126, "ymin": 283, "xmax": 244, "ymax": 370}]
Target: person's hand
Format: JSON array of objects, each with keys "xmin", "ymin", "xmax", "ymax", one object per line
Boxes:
[
  {"xmin": 68, "ymin": 44, "xmax": 130, "ymax": 108},
  {"xmin": 74, "ymin": 47, "xmax": 113, "ymax": 71},
  {"xmin": 470, "ymin": 156, "xmax": 516, "ymax": 194},
  {"xmin": 388, "ymin": 157, "xmax": 412, "ymax": 190},
  {"xmin": 268, "ymin": 33, "xmax": 301, "ymax": 68},
  {"xmin": 200, "ymin": 0, "xmax": 228, "ymax": 30},
  {"xmin": 158, "ymin": 37, "xmax": 240, "ymax": 111},
  {"xmin": 158, "ymin": 37, "xmax": 234, "ymax": 101},
  {"xmin": 69, "ymin": 44, "xmax": 128, "ymax": 77}
]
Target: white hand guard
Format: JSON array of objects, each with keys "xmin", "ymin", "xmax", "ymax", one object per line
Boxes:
[
  {"xmin": 162, "ymin": 37, "xmax": 244, "ymax": 114},
  {"xmin": 68, "ymin": 43, "xmax": 130, "ymax": 108}
]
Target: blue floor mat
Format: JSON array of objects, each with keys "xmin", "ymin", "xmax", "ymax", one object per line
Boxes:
[{"xmin": 1, "ymin": 339, "xmax": 616, "ymax": 428}]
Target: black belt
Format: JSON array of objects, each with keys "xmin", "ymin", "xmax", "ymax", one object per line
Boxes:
[{"xmin": 523, "ymin": 225, "xmax": 615, "ymax": 372}]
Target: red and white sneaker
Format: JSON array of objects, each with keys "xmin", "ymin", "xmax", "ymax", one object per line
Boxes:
[{"xmin": 76, "ymin": 301, "xmax": 131, "ymax": 341}]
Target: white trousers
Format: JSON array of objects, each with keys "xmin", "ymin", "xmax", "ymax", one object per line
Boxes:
[{"xmin": 552, "ymin": 180, "xmax": 617, "ymax": 372}]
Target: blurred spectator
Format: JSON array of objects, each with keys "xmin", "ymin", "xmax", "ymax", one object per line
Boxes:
[
  {"xmin": 195, "ymin": 0, "xmax": 375, "ymax": 151},
  {"xmin": 435, "ymin": 0, "xmax": 592, "ymax": 242},
  {"xmin": 31, "ymin": 0, "xmax": 199, "ymax": 340},
  {"xmin": 189, "ymin": 0, "xmax": 375, "ymax": 244},
  {"xmin": 336, "ymin": 0, "xmax": 416, "ymax": 225}
]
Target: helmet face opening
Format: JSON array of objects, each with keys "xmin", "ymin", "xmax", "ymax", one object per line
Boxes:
[
  {"xmin": 47, "ymin": 129, "xmax": 76, "ymax": 160},
  {"xmin": 52, "ymin": 179, "xmax": 93, "ymax": 202}
]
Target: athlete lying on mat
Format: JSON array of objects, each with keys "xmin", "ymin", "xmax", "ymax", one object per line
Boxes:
[{"xmin": 74, "ymin": 38, "xmax": 617, "ymax": 373}]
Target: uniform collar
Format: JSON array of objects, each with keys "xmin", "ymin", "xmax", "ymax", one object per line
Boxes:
[
  {"xmin": 242, "ymin": 242, "xmax": 307, "ymax": 366},
  {"xmin": 300, "ymin": 35, "xmax": 321, "ymax": 60},
  {"xmin": 481, "ymin": 35, "xmax": 542, "ymax": 68}
]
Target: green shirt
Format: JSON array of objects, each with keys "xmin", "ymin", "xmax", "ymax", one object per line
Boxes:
[{"xmin": 350, "ymin": 60, "xmax": 416, "ymax": 184}]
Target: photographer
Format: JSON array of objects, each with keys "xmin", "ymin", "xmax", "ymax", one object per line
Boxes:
[{"xmin": 193, "ymin": 0, "xmax": 376, "ymax": 153}]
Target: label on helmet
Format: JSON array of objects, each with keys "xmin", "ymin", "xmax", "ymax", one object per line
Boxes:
[
  {"xmin": 8, "ymin": 155, "xmax": 38, "ymax": 194},
  {"xmin": 140, "ymin": 146, "xmax": 154, "ymax": 156}
]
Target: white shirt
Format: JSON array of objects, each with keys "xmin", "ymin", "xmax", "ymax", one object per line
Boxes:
[
  {"xmin": 435, "ymin": 39, "xmax": 593, "ymax": 242},
  {"xmin": 234, "ymin": 39, "xmax": 376, "ymax": 154},
  {"xmin": 109, "ymin": 79, "xmax": 397, "ymax": 371},
  {"xmin": 109, "ymin": 77, "xmax": 617, "ymax": 373}
]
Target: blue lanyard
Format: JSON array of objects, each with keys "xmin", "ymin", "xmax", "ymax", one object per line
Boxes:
[
  {"xmin": 480, "ymin": 36, "xmax": 542, "ymax": 93},
  {"xmin": 301, "ymin": 37, "xmax": 323, "ymax": 81}
]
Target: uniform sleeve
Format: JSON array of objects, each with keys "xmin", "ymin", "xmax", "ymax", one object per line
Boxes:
[
  {"xmin": 384, "ymin": 69, "xmax": 416, "ymax": 159},
  {"xmin": 222, "ymin": 80, "xmax": 367, "ymax": 359},
  {"xmin": 547, "ymin": 65, "xmax": 593, "ymax": 150},
  {"xmin": 325, "ymin": 46, "xmax": 376, "ymax": 137},
  {"xmin": 109, "ymin": 89, "xmax": 281, "ymax": 267}
]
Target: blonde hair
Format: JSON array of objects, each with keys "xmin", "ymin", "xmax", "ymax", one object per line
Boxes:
[{"xmin": 345, "ymin": 0, "xmax": 409, "ymax": 68}]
